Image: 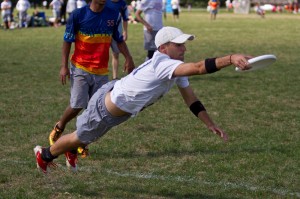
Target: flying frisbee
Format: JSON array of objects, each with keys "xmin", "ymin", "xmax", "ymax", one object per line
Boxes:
[{"xmin": 235, "ymin": 54, "xmax": 277, "ymax": 72}]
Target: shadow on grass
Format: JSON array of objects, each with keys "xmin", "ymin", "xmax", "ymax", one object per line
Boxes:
[
  {"xmin": 90, "ymin": 145, "xmax": 278, "ymax": 160},
  {"xmin": 66, "ymin": 182, "xmax": 239, "ymax": 199},
  {"xmin": 189, "ymin": 74, "xmax": 246, "ymax": 82},
  {"xmin": 108, "ymin": 184, "xmax": 239, "ymax": 199}
]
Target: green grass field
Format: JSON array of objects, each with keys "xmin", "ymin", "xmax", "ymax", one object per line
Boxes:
[{"xmin": 0, "ymin": 10, "xmax": 299, "ymax": 198}]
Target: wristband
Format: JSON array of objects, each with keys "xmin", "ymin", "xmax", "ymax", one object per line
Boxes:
[
  {"xmin": 205, "ymin": 58, "xmax": 219, "ymax": 73},
  {"xmin": 189, "ymin": 101, "xmax": 206, "ymax": 117}
]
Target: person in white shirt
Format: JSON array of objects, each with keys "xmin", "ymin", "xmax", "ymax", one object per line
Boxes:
[
  {"xmin": 135, "ymin": 0, "xmax": 163, "ymax": 60},
  {"xmin": 34, "ymin": 26, "xmax": 253, "ymax": 174},
  {"xmin": 42, "ymin": 0, "xmax": 47, "ymax": 9},
  {"xmin": 171, "ymin": 0, "xmax": 179, "ymax": 21},
  {"xmin": 50, "ymin": 0, "xmax": 62, "ymax": 27},
  {"xmin": 162, "ymin": 0, "xmax": 167, "ymax": 19},
  {"xmin": 76, "ymin": 0, "xmax": 86, "ymax": 9},
  {"xmin": 16, "ymin": 0, "xmax": 30, "ymax": 28},
  {"xmin": 66, "ymin": 0, "xmax": 76, "ymax": 16},
  {"xmin": 1, "ymin": 0, "xmax": 12, "ymax": 29}
]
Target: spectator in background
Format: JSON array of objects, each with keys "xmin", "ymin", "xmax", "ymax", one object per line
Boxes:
[
  {"xmin": 277, "ymin": 4, "xmax": 283, "ymax": 12},
  {"xmin": 42, "ymin": 0, "xmax": 47, "ymax": 9},
  {"xmin": 135, "ymin": 0, "xmax": 163, "ymax": 61},
  {"xmin": 171, "ymin": 0, "xmax": 180, "ymax": 21},
  {"xmin": 9, "ymin": 0, "xmax": 14, "ymax": 21},
  {"xmin": 16, "ymin": 0, "xmax": 30, "ymax": 28},
  {"xmin": 1, "ymin": 0, "xmax": 12, "ymax": 29},
  {"xmin": 293, "ymin": 0, "xmax": 299, "ymax": 14},
  {"xmin": 127, "ymin": 2, "xmax": 137, "ymax": 24},
  {"xmin": 60, "ymin": 0, "xmax": 67, "ymax": 24},
  {"xmin": 50, "ymin": 0, "xmax": 62, "ymax": 27},
  {"xmin": 106, "ymin": 0, "xmax": 129, "ymax": 80},
  {"xmin": 255, "ymin": 3, "xmax": 265, "ymax": 18},
  {"xmin": 162, "ymin": 0, "xmax": 167, "ymax": 19},
  {"xmin": 31, "ymin": 9, "xmax": 48, "ymax": 27},
  {"xmin": 66, "ymin": 0, "xmax": 76, "ymax": 17},
  {"xmin": 187, "ymin": 1, "xmax": 192, "ymax": 11},
  {"xmin": 76, "ymin": 0, "xmax": 86, "ymax": 9},
  {"xmin": 136, "ymin": 0, "xmax": 141, "ymax": 10},
  {"xmin": 225, "ymin": 0, "xmax": 232, "ymax": 12},
  {"xmin": 208, "ymin": 0, "xmax": 220, "ymax": 20},
  {"xmin": 272, "ymin": 5, "xmax": 276, "ymax": 12},
  {"xmin": 130, "ymin": 0, "xmax": 135, "ymax": 8}
]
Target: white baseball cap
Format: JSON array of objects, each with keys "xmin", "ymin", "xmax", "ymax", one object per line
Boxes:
[{"xmin": 155, "ymin": 26, "xmax": 195, "ymax": 48}]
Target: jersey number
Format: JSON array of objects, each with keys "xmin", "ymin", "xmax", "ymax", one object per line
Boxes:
[{"xmin": 107, "ymin": 20, "xmax": 114, "ymax": 26}]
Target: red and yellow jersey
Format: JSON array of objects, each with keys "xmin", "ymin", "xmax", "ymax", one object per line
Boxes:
[
  {"xmin": 209, "ymin": 0, "xmax": 219, "ymax": 10},
  {"xmin": 71, "ymin": 32, "xmax": 112, "ymax": 75},
  {"xmin": 64, "ymin": 5, "xmax": 122, "ymax": 75}
]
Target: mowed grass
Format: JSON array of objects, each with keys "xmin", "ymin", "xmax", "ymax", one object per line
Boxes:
[{"xmin": 0, "ymin": 10, "xmax": 299, "ymax": 198}]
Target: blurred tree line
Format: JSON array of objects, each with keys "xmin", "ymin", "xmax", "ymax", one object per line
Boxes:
[
  {"xmin": 124, "ymin": 0, "xmax": 227, "ymax": 8},
  {"xmin": 9, "ymin": 0, "xmax": 227, "ymax": 10}
]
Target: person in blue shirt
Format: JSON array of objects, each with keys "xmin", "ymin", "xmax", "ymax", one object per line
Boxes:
[{"xmin": 46, "ymin": 0, "xmax": 135, "ymax": 170}]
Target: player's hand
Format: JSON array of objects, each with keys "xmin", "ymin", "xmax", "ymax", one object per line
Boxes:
[
  {"xmin": 123, "ymin": 32, "xmax": 128, "ymax": 41},
  {"xmin": 146, "ymin": 24, "xmax": 153, "ymax": 32},
  {"xmin": 231, "ymin": 54, "xmax": 252, "ymax": 71},
  {"xmin": 60, "ymin": 66, "xmax": 70, "ymax": 85},
  {"xmin": 208, "ymin": 125, "xmax": 228, "ymax": 142},
  {"xmin": 123, "ymin": 57, "xmax": 135, "ymax": 74}
]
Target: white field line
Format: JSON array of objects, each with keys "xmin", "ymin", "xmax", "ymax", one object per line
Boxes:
[
  {"xmin": 2, "ymin": 159, "xmax": 300, "ymax": 197},
  {"xmin": 104, "ymin": 169, "xmax": 300, "ymax": 198}
]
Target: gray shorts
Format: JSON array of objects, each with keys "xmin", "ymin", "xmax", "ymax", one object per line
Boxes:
[
  {"xmin": 52, "ymin": 10, "xmax": 61, "ymax": 19},
  {"xmin": 76, "ymin": 80, "xmax": 131, "ymax": 145},
  {"xmin": 144, "ymin": 30, "xmax": 158, "ymax": 51},
  {"xmin": 70, "ymin": 64, "xmax": 109, "ymax": 109},
  {"xmin": 211, "ymin": 9, "xmax": 218, "ymax": 14},
  {"xmin": 2, "ymin": 13, "xmax": 11, "ymax": 22},
  {"xmin": 110, "ymin": 39, "xmax": 120, "ymax": 54}
]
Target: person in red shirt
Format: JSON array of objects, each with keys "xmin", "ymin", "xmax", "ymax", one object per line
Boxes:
[{"xmin": 208, "ymin": 0, "xmax": 220, "ymax": 20}]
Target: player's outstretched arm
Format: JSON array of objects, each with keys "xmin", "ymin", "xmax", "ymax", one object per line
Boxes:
[
  {"xmin": 178, "ymin": 86, "xmax": 228, "ymax": 142},
  {"xmin": 173, "ymin": 54, "xmax": 252, "ymax": 77}
]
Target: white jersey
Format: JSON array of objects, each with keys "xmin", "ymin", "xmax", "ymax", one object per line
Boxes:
[
  {"xmin": 16, "ymin": 0, "xmax": 30, "ymax": 12},
  {"xmin": 171, "ymin": 0, "xmax": 179, "ymax": 9},
  {"xmin": 66, "ymin": 0, "xmax": 76, "ymax": 13},
  {"xmin": 111, "ymin": 51, "xmax": 189, "ymax": 116},
  {"xmin": 76, "ymin": 0, "xmax": 86, "ymax": 9},
  {"xmin": 42, "ymin": 0, "xmax": 47, "ymax": 7},
  {"xmin": 50, "ymin": 0, "xmax": 62, "ymax": 11},
  {"xmin": 1, "ymin": 1, "xmax": 11, "ymax": 15},
  {"xmin": 137, "ymin": 0, "xmax": 163, "ymax": 31}
]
